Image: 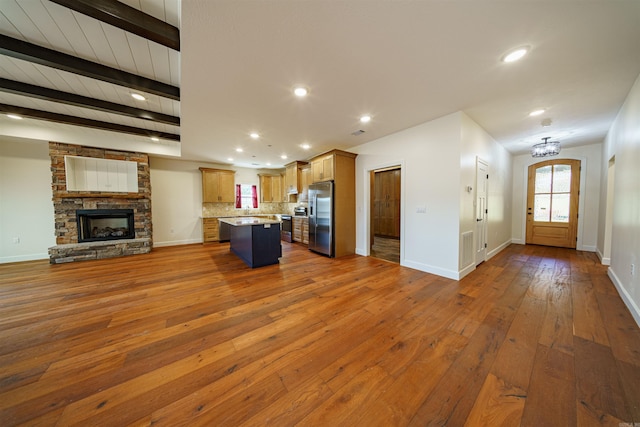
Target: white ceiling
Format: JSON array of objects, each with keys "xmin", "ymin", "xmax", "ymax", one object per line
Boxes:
[{"xmin": 2, "ymin": 1, "xmax": 640, "ymax": 169}]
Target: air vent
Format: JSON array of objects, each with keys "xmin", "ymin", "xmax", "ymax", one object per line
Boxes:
[{"xmin": 351, "ymin": 130, "xmax": 365, "ymax": 136}]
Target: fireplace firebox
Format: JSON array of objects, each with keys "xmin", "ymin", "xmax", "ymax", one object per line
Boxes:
[{"xmin": 77, "ymin": 209, "xmax": 135, "ymax": 243}]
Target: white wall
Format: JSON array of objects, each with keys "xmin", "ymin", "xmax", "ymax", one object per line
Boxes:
[
  {"xmin": 460, "ymin": 113, "xmax": 513, "ymax": 271},
  {"xmin": 0, "ymin": 137, "xmax": 55, "ymax": 263},
  {"xmin": 149, "ymin": 157, "xmax": 206, "ymax": 247},
  {"xmin": 352, "ymin": 113, "xmax": 462, "ymax": 279},
  {"xmin": 511, "ymin": 143, "xmax": 602, "ymax": 252},
  {"xmin": 599, "ymin": 73, "xmax": 640, "ymax": 326}
]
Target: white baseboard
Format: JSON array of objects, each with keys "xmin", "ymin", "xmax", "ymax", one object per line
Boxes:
[
  {"xmin": 0, "ymin": 253, "xmax": 49, "ymax": 264},
  {"xmin": 458, "ymin": 263, "xmax": 475, "ymax": 280},
  {"xmin": 596, "ymin": 248, "xmax": 611, "ymax": 265},
  {"xmin": 402, "ymin": 259, "xmax": 459, "ymax": 280},
  {"xmin": 608, "ymin": 267, "xmax": 640, "ymax": 328},
  {"xmin": 579, "ymin": 245, "xmax": 596, "ymax": 252},
  {"xmin": 488, "ymin": 239, "xmax": 512, "ymax": 259},
  {"xmin": 153, "ymin": 238, "xmax": 202, "ymax": 248},
  {"xmin": 355, "ymin": 247, "xmax": 367, "ymax": 256},
  {"xmin": 511, "ymin": 238, "xmax": 525, "ymax": 245}
]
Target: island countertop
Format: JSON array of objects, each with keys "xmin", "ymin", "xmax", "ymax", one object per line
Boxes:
[{"xmin": 219, "ymin": 216, "xmax": 281, "ymax": 226}]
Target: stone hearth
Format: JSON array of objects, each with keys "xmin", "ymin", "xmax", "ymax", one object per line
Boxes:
[{"xmin": 48, "ymin": 143, "xmax": 153, "ymax": 263}]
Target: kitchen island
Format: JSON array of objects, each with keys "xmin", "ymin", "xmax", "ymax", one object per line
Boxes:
[{"xmin": 218, "ymin": 217, "xmax": 282, "ymax": 268}]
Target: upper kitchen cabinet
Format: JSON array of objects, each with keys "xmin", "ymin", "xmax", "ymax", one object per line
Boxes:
[
  {"xmin": 311, "ymin": 152, "xmax": 334, "ymax": 183},
  {"xmin": 284, "ymin": 161, "xmax": 309, "ymax": 195},
  {"xmin": 299, "ymin": 165, "xmax": 311, "ymax": 202},
  {"xmin": 200, "ymin": 168, "xmax": 235, "ymax": 202},
  {"xmin": 310, "ymin": 149, "xmax": 357, "ymax": 183},
  {"xmin": 259, "ymin": 174, "xmax": 283, "ymax": 203}
]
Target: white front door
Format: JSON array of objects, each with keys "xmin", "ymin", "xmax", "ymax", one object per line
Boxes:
[{"xmin": 476, "ymin": 158, "xmax": 488, "ymax": 265}]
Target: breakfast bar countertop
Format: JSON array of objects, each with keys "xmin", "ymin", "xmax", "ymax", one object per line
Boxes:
[{"xmin": 218, "ymin": 216, "xmax": 281, "ymax": 226}]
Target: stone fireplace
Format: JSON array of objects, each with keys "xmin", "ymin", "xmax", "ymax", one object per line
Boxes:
[{"xmin": 48, "ymin": 142, "xmax": 152, "ymax": 263}]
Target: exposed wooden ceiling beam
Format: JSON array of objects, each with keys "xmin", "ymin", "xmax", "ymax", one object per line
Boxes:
[
  {"xmin": 49, "ymin": 0, "xmax": 180, "ymax": 51},
  {"xmin": 0, "ymin": 34, "xmax": 180, "ymax": 101},
  {"xmin": 0, "ymin": 78, "xmax": 180, "ymax": 126},
  {"xmin": 0, "ymin": 103, "xmax": 180, "ymax": 142}
]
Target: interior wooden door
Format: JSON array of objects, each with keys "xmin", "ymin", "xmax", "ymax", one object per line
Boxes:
[
  {"xmin": 526, "ymin": 159, "xmax": 580, "ymax": 248},
  {"xmin": 373, "ymin": 172, "xmax": 384, "ymax": 236},
  {"xmin": 373, "ymin": 169, "xmax": 400, "ymax": 238},
  {"xmin": 390, "ymin": 169, "xmax": 400, "ymax": 238}
]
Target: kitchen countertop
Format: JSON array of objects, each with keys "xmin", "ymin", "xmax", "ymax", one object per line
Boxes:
[
  {"xmin": 218, "ymin": 216, "xmax": 281, "ymax": 226},
  {"xmin": 202, "ymin": 214, "xmax": 282, "ymax": 220}
]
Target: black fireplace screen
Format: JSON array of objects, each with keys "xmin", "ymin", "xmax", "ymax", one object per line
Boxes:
[{"xmin": 77, "ymin": 209, "xmax": 135, "ymax": 243}]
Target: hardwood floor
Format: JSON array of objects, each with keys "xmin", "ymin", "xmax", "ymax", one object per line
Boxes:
[
  {"xmin": 371, "ymin": 236, "xmax": 400, "ymax": 263},
  {"xmin": 0, "ymin": 242, "xmax": 639, "ymax": 426}
]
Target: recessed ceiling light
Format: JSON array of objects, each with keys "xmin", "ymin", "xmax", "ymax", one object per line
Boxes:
[
  {"xmin": 266, "ymin": 162, "xmax": 271, "ymax": 166},
  {"xmin": 529, "ymin": 109, "xmax": 545, "ymax": 117},
  {"xmin": 227, "ymin": 157, "xmax": 234, "ymax": 162},
  {"xmin": 150, "ymin": 136, "xmax": 159, "ymax": 142},
  {"xmin": 236, "ymin": 148, "xmax": 243, "ymax": 153},
  {"xmin": 131, "ymin": 93, "xmax": 146, "ymax": 101},
  {"xmin": 301, "ymin": 143, "xmax": 310, "ymax": 150},
  {"xmin": 502, "ymin": 47, "xmax": 529, "ymax": 63},
  {"xmin": 281, "ymin": 154, "xmax": 288, "ymax": 160},
  {"xmin": 360, "ymin": 115, "xmax": 371, "ymax": 123},
  {"xmin": 250, "ymin": 132, "xmax": 260, "ymax": 139},
  {"xmin": 6, "ymin": 113, "xmax": 22, "ymax": 120},
  {"xmin": 294, "ymin": 87, "xmax": 308, "ymax": 97}
]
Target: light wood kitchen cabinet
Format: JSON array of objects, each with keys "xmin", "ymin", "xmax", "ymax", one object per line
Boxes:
[
  {"xmin": 202, "ymin": 218, "xmax": 219, "ymax": 242},
  {"xmin": 199, "ymin": 168, "xmax": 235, "ymax": 203},
  {"xmin": 302, "ymin": 218, "xmax": 309, "ymax": 244},
  {"xmin": 292, "ymin": 217, "xmax": 309, "ymax": 245},
  {"xmin": 308, "ymin": 149, "xmax": 357, "ymax": 257},
  {"xmin": 259, "ymin": 174, "xmax": 283, "ymax": 203},
  {"xmin": 284, "ymin": 161, "xmax": 309, "ymax": 195},
  {"xmin": 299, "ymin": 166, "xmax": 311, "ymax": 202},
  {"xmin": 311, "ymin": 153, "xmax": 335, "ymax": 183}
]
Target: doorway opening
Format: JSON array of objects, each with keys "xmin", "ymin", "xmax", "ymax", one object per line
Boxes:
[
  {"xmin": 526, "ymin": 159, "xmax": 581, "ymax": 248},
  {"xmin": 370, "ymin": 166, "xmax": 401, "ymax": 263}
]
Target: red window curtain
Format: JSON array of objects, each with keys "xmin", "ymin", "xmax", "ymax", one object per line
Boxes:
[
  {"xmin": 235, "ymin": 184, "xmax": 242, "ymax": 208},
  {"xmin": 251, "ymin": 185, "xmax": 258, "ymax": 208}
]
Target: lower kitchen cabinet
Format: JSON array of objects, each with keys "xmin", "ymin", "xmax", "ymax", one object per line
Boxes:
[
  {"xmin": 203, "ymin": 218, "xmax": 219, "ymax": 242},
  {"xmin": 292, "ymin": 217, "xmax": 309, "ymax": 245},
  {"xmin": 302, "ymin": 218, "xmax": 309, "ymax": 244}
]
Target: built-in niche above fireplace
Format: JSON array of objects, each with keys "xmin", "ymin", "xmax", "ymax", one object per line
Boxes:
[{"xmin": 77, "ymin": 209, "xmax": 135, "ymax": 243}]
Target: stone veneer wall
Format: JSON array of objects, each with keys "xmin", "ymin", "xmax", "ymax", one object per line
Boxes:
[{"xmin": 48, "ymin": 142, "xmax": 152, "ymax": 263}]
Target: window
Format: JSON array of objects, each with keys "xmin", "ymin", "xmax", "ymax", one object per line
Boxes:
[
  {"xmin": 235, "ymin": 184, "xmax": 258, "ymax": 209},
  {"xmin": 533, "ymin": 164, "xmax": 571, "ymax": 223}
]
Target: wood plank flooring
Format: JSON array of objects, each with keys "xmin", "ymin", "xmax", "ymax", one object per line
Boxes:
[
  {"xmin": 371, "ymin": 236, "xmax": 400, "ymax": 263},
  {"xmin": 0, "ymin": 242, "xmax": 639, "ymax": 426}
]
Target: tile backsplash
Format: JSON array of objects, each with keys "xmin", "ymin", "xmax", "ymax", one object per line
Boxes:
[{"xmin": 203, "ymin": 202, "xmax": 305, "ymax": 217}]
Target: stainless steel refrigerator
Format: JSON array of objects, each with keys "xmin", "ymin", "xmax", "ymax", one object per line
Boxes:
[{"xmin": 308, "ymin": 181, "xmax": 334, "ymax": 257}]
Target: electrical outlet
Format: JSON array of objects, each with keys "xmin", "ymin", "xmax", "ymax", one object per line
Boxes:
[
  {"xmin": 632, "ymin": 263, "xmax": 636, "ymax": 276},
  {"xmin": 13, "ymin": 237, "xmax": 20, "ymax": 244}
]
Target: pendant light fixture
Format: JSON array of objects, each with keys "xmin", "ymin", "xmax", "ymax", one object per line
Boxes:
[{"xmin": 531, "ymin": 137, "xmax": 561, "ymax": 158}]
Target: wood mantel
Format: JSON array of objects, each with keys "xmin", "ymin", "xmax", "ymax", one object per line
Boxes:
[{"xmin": 55, "ymin": 192, "xmax": 148, "ymax": 199}]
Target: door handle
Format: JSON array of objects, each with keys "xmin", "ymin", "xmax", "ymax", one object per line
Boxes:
[{"xmin": 476, "ymin": 218, "xmax": 482, "ymax": 222}]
